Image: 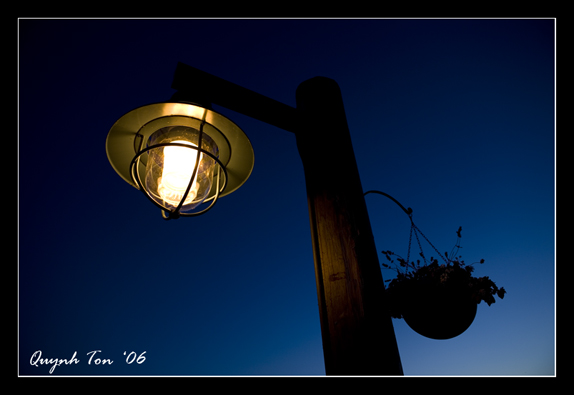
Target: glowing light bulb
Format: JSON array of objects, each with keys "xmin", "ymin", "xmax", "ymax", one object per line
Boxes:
[
  {"xmin": 157, "ymin": 140, "xmax": 202, "ymax": 207},
  {"xmin": 144, "ymin": 126, "xmax": 219, "ymax": 213}
]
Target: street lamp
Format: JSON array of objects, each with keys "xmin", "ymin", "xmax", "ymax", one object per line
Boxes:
[
  {"xmin": 106, "ymin": 62, "xmax": 403, "ymax": 375},
  {"xmin": 106, "ymin": 99, "xmax": 254, "ymax": 219}
]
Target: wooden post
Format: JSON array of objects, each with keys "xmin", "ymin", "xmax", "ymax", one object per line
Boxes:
[{"xmin": 295, "ymin": 77, "xmax": 403, "ymax": 375}]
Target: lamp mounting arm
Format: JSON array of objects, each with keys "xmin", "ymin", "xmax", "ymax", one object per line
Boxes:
[{"xmin": 171, "ymin": 62, "xmax": 299, "ymax": 134}]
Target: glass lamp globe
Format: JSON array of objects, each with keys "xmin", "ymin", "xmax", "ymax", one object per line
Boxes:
[{"xmin": 144, "ymin": 125, "xmax": 220, "ymax": 213}]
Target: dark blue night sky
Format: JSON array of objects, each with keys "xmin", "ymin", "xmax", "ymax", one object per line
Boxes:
[{"xmin": 18, "ymin": 18, "xmax": 555, "ymax": 376}]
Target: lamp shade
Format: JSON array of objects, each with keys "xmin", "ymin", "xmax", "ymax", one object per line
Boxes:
[{"xmin": 106, "ymin": 101, "xmax": 254, "ymax": 218}]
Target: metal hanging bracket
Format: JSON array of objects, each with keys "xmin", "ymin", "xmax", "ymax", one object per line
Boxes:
[{"xmin": 364, "ymin": 190, "xmax": 413, "ymax": 217}]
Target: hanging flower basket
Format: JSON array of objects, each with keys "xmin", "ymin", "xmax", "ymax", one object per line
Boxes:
[
  {"xmin": 382, "ymin": 227, "xmax": 506, "ymax": 340},
  {"xmin": 364, "ymin": 191, "xmax": 506, "ymax": 340},
  {"xmin": 399, "ymin": 280, "xmax": 477, "ymax": 340}
]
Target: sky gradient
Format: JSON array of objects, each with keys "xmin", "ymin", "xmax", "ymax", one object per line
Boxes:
[{"xmin": 18, "ymin": 18, "xmax": 555, "ymax": 376}]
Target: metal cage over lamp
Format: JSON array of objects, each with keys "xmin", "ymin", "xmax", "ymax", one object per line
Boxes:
[{"xmin": 106, "ymin": 100, "xmax": 254, "ymax": 219}]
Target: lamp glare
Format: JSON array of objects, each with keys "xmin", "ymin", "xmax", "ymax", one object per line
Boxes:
[
  {"xmin": 158, "ymin": 140, "xmax": 202, "ymax": 206},
  {"xmin": 144, "ymin": 126, "xmax": 219, "ymax": 213}
]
